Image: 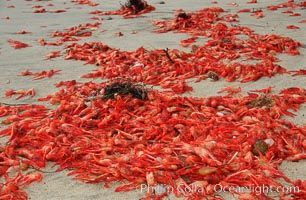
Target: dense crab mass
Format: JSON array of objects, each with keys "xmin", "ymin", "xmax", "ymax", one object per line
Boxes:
[
  {"xmin": 1, "ymin": 82, "xmax": 306, "ymax": 199},
  {"xmin": 0, "ymin": 0, "xmax": 305, "ymax": 199}
]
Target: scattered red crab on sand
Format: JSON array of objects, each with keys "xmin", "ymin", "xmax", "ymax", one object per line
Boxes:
[
  {"xmin": 7, "ymin": 39, "xmax": 30, "ymax": 49},
  {"xmin": 4, "ymin": 88, "xmax": 35, "ymax": 100},
  {"xmin": 18, "ymin": 69, "xmax": 61, "ymax": 80}
]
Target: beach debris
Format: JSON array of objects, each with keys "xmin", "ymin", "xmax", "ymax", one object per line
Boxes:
[
  {"xmin": 163, "ymin": 48, "xmax": 175, "ymax": 63},
  {"xmin": 123, "ymin": 0, "xmax": 147, "ymax": 13},
  {"xmin": 121, "ymin": 0, "xmax": 155, "ymax": 16},
  {"xmin": 252, "ymin": 140, "xmax": 269, "ymax": 156},
  {"xmin": 88, "ymin": 0, "xmax": 155, "ymax": 18},
  {"xmin": 247, "ymin": 94, "xmax": 273, "ymax": 108},
  {"xmin": 99, "ymin": 79, "xmax": 148, "ymax": 100},
  {"xmin": 207, "ymin": 71, "xmax": 219, "ymax": 81},
  {"xmin": 176, "ymin": 12, "xmax": 190, "ymax": 20},
  {"xmin": 116, "ymin": 32, "xmax": 124, "ymax": 37}
]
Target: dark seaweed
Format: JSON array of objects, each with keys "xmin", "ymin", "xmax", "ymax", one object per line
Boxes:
[
  {"xmin": 101, "ymin": 80, "xmax": 148, "ymax": 100},
  {"xmin": 248, "ymin": 95, "xmax": 273, "ymax": 108},
  {"xmin": 124, "ymin": 0, "xmax": 147, "ymax": 13}
]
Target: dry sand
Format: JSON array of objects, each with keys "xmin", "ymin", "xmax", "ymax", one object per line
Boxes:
[{"xmin": 0, "ymin": 0, "xmax": 305, "ymax": 199}]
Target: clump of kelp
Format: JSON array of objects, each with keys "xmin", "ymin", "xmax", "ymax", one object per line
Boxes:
[
  {"xmin": 248, "ymin": 94, "xmax": 274, "ymax": 108},
  {"xmin": 123, "ymin": 0, "xmax": 150, "ymax": 14},
  {"xmin": 99, "ymin": 78, "xmax": 149, "ymax": 100}
]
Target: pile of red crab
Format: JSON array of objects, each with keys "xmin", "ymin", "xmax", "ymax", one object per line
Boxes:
[
  {"xmin": 65, "ymin": 7, "xmax": 304, "ymax": 94},
  {"xmin": 1, "ymin": 81, "xmax": 306, "ymax": 199},
  {"xmin": 1, "ymin": 0, "xmax": 306, "ymax": 199}
]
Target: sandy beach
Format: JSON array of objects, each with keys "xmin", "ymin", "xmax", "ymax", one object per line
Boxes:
[{"xmin": 0, "ymin": 0, "xmax": 305, "ymax": 199}]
